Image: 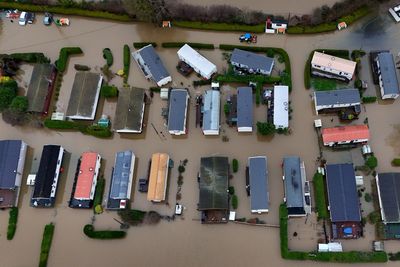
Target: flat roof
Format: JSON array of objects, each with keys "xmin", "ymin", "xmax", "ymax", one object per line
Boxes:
[
  {"xmin": 32, "ymin": 145, "xmax": 63, "ymax": 199},
  {"xmin": 249, "ymin": 156, "xmax": 269, "ymax": 212},
  {"xmin": 177, "ymin": 44, "xmax": 217, "ymax": 79},
  {"xmin": 74, "ymin": 152, "xmax": 100, "ymax": 200},
  {"xmin": 109, "ymin": 150, "xmax": 134, "ymax": 200},
  {"xmin": 168, "ymin": 89, "xmax": 189, "ymax": 132},
  {"xmin": 312, "ymin": 51, "xmax": 356, "ymax": 75},
  {"xmin": 376, "ymin": 52, "xmax": 400, "ymax": 95},
  {"xmin": 376, "ymin": 173, "xmax": 400, "ymax": 223},
  {"xmin": 322, "ymin": 125, "xmax": 370, "ymax": 143},
  {"xmin": 27, "ymin": 64, "xmax": 54, "ymax": 113},
  {"xmin": 231, "ymin": 48, "xmax": 274, "ymax": 72},
  {"xmin": 202, "ymin": 90, "xmax": 220, "ymax": 133},
  {"xmin": 283, "ymin": 156, "xmax": 304, "ymax": 209},
  {"xmin": 113, "ymin": 87, "xmax": 145, "ymax": 133},
  {"xmin": 326, "ymin": 163, "xmax": 361, "ymax": 222},
  {"xmin": 66, "ymin": 72, "xmax": 102, "ymax": 120},
  {"xmin": 199, "ymin": 157, "xmax": 229, "ymax": 210},
  {"xmin": 237, "ymin": 87, "xmax": 253, "ymax": 129},
  {"xmin": 314, "ymin": 88, "xmax": 361, "ymax": 107},
  {"xmin": 147, "ymin": 153, "xmax": 169, "ymax": 201},
  {"xmin": 273, "ymin": 85, "xmax": 289, "ymax": 128},
  {"xmin": 0, "ymin": 140, "xmax": 24, "ymax": 189},
  {"xmin": 137, "ymin": 45, "xmax": 170, "ymax": 83}
]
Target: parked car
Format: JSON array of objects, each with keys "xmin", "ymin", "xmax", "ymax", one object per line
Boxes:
[
  {"xmin": 43, "ymin": 12, "xmax": 53, "ymax": 25},
  {"xmin": 55, "ymin": 18, "xmax": 70, "ymax": 26},
  {"xmin": 26, "ymin": 12, "xmax": 35, "ymax": 24},
  {"xmin": 138, "ymin": 178, "xmax": 148, "ymax": 192},
  {"xmin": 18, "ymin": 11, "xmax": 27, "ymax": 26}
]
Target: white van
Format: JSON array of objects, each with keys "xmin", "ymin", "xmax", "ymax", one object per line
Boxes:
[{"xmin": 19, "ymin": 12, "xmax": 27, "ymax": 26}]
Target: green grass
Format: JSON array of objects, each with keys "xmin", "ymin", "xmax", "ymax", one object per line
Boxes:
[
  {"xmin": 7, "ymin": 207, "xmax": 18, "ymax": 240},
  {"xmin": 162, "ymin": 42, "xmax": 214, "ymax": 49},
  {"xmin": 313, "ymin": 173, "xmax": 328, "ymax": 220},
  {"xmin": 173, "ymin": 21, "xmax": 265, "ymax": 33},
  {"xmin": 83, "ymin": 224, "xmax": 126, "ymax": 239},
  {"xmin": 39, "ymin": 223, "xmax": 55, "ymax": 267},
  {"xmin": 311, "ymin": 78, "xmax": 338, "ymax": 91}
]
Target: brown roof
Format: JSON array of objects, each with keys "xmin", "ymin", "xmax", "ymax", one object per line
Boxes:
[{"xmin": 147, "ymin": 153, "xmax": 169, "ymax": 202}]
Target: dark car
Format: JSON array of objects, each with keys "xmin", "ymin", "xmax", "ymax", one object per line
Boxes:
[
  {"xmin": 26, "ymin": 12, "xmax": 35, "ymax": 24},
  {"xmin": 245, "ymin": 166, "xmax": 250, "ymax": 196},
  {"xmin": 138, "ymin": 178, "xmax": 148, "ymax": 192},
  {"xmin": 43, "ymin": 12, "xmax": 53, "ymax": 25}
]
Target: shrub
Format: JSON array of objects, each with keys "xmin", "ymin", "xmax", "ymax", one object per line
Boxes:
[
  {"xmin": 178, "ymin": 165, "xmax": 185, "ymax": 173},
  {"xmin": 118, "ymin": 209, "xmax": 146, "ymax": 226},
  {"xmin": 392, "ymin": 158, "xmax": 400, "ymax": 166},
  {"xmin": 231, "ymin": 195, "xmax": 238, "ymax": 209},
  {"xmin": 173, "ymin": 21, "xmax": 265, "ymax": 33},
  {"xmin": 228, "ymin": 186, "xmax": 235, "ymax": 195},
  {"xmin": 313, "ymin": 173, "xmax": 328, "ymax": 220},
  {"xmin": 43, "ymin": 119, "xmax": 80, "ymax": 130},
  {"xmin": 304, "ymin": 53, "xmax": 313, "ymax": 89},
  {"xmin": 123, "ymin": 45, "xmax": 130, "ymax": 84},
  {"xmin": 368, "ymin": 211, "xmax": 381, "ymax": 224},
  {"xmin": 55, "ymin": 47, "xmax": 83, "ymax": 72},
  {"xmin": 102, "ymin": 48, "xmax": 113, "ymax": 67},
  {"xmin": 10, "ymin": 96, "xmax": 28, "ymax": 112},
  {"xmin": 389, "ymin": 252, "xmax": 400, "ymax": 261},
  {"xmin": 364, "ymin": 193, "xmax": 372, "ymax": 203},
  {"xmin": 162, "ymin": 42, "xmax": 214, "ymax": 49},
  {"xmin": 193, "ymin": 79, "xmax": 211, "ymax": 86},
  {"xmin": 7, "ymin": 53, "xmax": 50, "ymax": 63},
  {"xmin": 0, "ymin": 87, "xmax": 17, "ymax": 112},
  {"xmin": 39, "ymin": 223, "xmax": 55, "ymax": 267},
  {"xmin": 83, "ymin": 224, "xmax": 126, "ymax": 239},
  {"xmin": 133, "ymin": 42, "xmax": 157, "ymax": 49},
  {"xmin": 365, "ymin": 155, "xmax": 378, "ymax": 170},
  {"xmin": 7, "ymin": 207, "xmax": 18, "ymax": 240},
  {"xmin": 257, "ymin": 122, "xmax": 276, "ymax": 136},
  {"xmin": 351, "ymin": 50, "xmax": 366, "ymax": 60},
  {"xmin": 85, "ymin": 125, "xmax": 113, "ymax": 138},
  {"xmin": 232, "ymin": 159, "xmax": 239, "ymax": 173},
  {"xmin": 224, "ymin": 103, "xmax": 230, "ymax": 115},
  {"xmin": 93, "ymin": 177, "xmax": 105, "ymax": 213},
  {"xmin": 100, "ymin": 85, "xmax": 118, "ymax": 98},
  {"xmin": 362, "ymin": 96, "xmax": 377, "ymax": 103},
  {"xmin": 74, "ymin": 64, "xmax": 91, "ymax": 71},
  {"xmin": 150, "ymin": 87, "xmax": 161, "ymax": 92},
  {"xmin": 355, "ymin": 79, "xmax": 362, "ymax": 90}
]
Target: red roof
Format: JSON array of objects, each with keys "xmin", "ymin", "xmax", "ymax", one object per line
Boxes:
[
  {"xmin": 74, "ymin": 152, "xmax": 100, "ymax": 200},
  {"xmin": 322, "ymin": 125, "xmax": 369, "ymax": 144}
]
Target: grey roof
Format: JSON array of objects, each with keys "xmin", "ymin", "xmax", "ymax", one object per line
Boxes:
[
  {"xmin": 376, "ymin": 52, "xmax": 400, "ymax": 95},
  {"xmin": 66, "ymin": 72, "xmax": 102, "ymax": 120},
  {"xmin": 138, "ymin": 45, "xmax": 170, "ymax": 83},
  {"xmin": 113, "ymin": 87, "xmax": 145, "ymax": 132},
  {"xmin": 27, "ymin": 64, "xmax": 54, "ymax": 113},
  {"xmin": 230, "ymin": 48, "xmax": 274, "ymax": 72},
  {"xmin": 110, "ymin": 151, "xmax": 134, "ymax": 199},
  {"xmin": 237, "ymin": 87, "xmax": 253, "ymax": 129},
  {"xmin": 326, "ymin": 163, "xmax": 361, "ymax": 222},
  {"xmin": 199, "ymin": 157, "xmax": 229, "ymax": 210},
  {"xmin": 168, "ymin": 89, "xmax": 189, "ymax": 132},
  {"xmin": 314, "ymin": 89, "xmax": 360, "ymax": 107},
  {"xmin": 202, "ymin": 90, "xmax": 220, "ymax": 132},
  {"xmin": 283, "ymin": 156, "xmax": 304, "ymax": 209},
  {"xmin": 0, "ymin": 140, "xmax": 23, "ymax": 189},
  {"xmin": 377, "ymin": 173, "xmax": 400, "ymax": 223},
  {"xmin": 249, "ymin": 157, "xmax": 269, "ymax": 212}
]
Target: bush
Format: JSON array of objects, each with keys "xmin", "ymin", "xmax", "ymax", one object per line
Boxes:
[
  {"xmin": 368, "ymin": 211, "xmax": 381, "ymax": 224},
  {"xmin": 313, "ymin": 173, "xmax": 329, "ymax": 220},
  {"xmin": 228, "ymin": 186, "xmax": 235, "ymax": 195},
  {"xmin": 0, "ymin": 87, "xmax": 17, "ymax": 112},
  {"xmin": 351, "ymin": 50, "xmax": 366, "ymax": 60},
  {"xmin": 93, "ymin": 177, "xmax": 105, "ymax": 213},
  {"xmin": 7, "ymin": 207, "xmax": 18, "ymax": 240},
  {"xmin": 39, "ymin": 223, "xmax": 55, "ymax": 267},
  {"xmin": 224, "ymin": 103, "xmax": 230, "ymax": 115},
  {"xmin": 100, "ymin": 85, "xmax": 118, "ymax": 98},
  {"xmin": 232, "ymin": 159, "xmax": 239, "ymax": 173},
  {"xmin": 150, "ymin": 87, "xmax": 161, "ymax": 93},
  {"xmin": 44, "ymin": 119, "xmax": 80, "ymax": 130},
  {"xmin": 85, "ymin": 125, "xmax": 113, "ymax": 138},
  {"xmin": 193, "ymin": 79, "xmax": 211, "ymax": 87},
  {"xmin": 364, "ymin": 193, "xmax": 372, "ymax": 202},
  {"xmin": 173, "ymin": 21, "xmax": 265, "ymax": 33},
  {"xmin": 365, "ymin": 156, "xmax": 378, "ymax": 170},
  {"xmin": 133, "ymin": 42, "xmax": 157, "ymax": 49},
  {"xmin": 216, "ymin": 73, "xmax": 281, "ymax": 85},
  {"xmin": 178, "ymin": 165, "xmax": 185, "ymax": 173},
  {"xmin": 392, "ymin": 158, "xmax": 400, "ymax": 166},
  {"xmin": 389, "ymin": 252, "xmax": 400, "ymax": 261},
  {"xmin": 162, "ymin": 42, "xmax": 214, "ymax": 49},
  {"xmin": 102, "ymin": 48, "xmax": 113, "ymax": 67},
  {"xmin": 7, "ymin": 53, "xmax": 50, "ymax": 63},
  {"xmin": 355, "ymin": 79, "xmax": 362, "ymax": 89},
  {"xmin": 118, "ymin": 209, "xmax": 146, "ymax": 226},
  {"xmin": 55, "ymin": 47, "xmax": 83, "ymax": 73},
  {"xmin": 83, "ymin": 224, "xmax": 126, "ymax": 239},
  {"xmin": 74, "ymin": 64, "xmax": 91, "ymax": 71},
  {"xmin": 10, "ymin": 96, "xmax": 28, "ymax": 112},
  {"xmin": 231, "ymin": 195, "xmax": 238, "ymax": 209},
  {"xmin": 362, "ymin": 96, "xmax": 377, "ymax": 103},
  {"xmin": 257, "ymin": 122, "xmax": 276, "ymax": 136},
  {"xmin": 123, "ymin": 45, "xmax": 130, "ymax": 84}
]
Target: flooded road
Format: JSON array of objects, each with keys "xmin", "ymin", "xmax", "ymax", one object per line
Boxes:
[{"xmin": 0, "ymin": 11, "xmax": 399, "ymax": 267}]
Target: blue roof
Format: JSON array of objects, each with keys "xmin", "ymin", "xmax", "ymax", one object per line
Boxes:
[
  {"xmin": 376, "ymin": 52, "xmax": 400, "ymax": 96},
  {"xmin": 168, "ymin": 89, "xmax": 189, "ymax": 132},
  {"xmin": 110, "ymin": 151, "xmax": 134, "ymax": 199},
  {"xmin": 231, "ymin": 49, "xmax": 274, "ymax": 73},
  {"xmin": 283, "ymin": 156, "xmax": 304, "ymax": 209},
  {"xmin": 314, "ymin": 89, "xmax": 360, "ymax": 107},
  {"xmin": 249, "ymin": 157, "xmax": 268, "ymax": 212},
  {"xmin": 237, "ymin": 87, "xmax": 253, "ymax": 129},
  {"xmin": 326, "ymin": 163, "xmax": 361, "ymax": 222},
  {"xmin": 138, "ymin": 45, "xmax": 170, "ymax": 84},
  {"xmin": 202, "ymin": 90, "xmax": 220, "ymax": 133},
  {"xmin": 0, "ymin": 140, "xmax": 23, "ymax": 189}
]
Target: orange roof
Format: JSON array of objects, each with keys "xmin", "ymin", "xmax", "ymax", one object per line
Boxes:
[
  {"xmin": 74, "ymin": 152, "xmax": 100, "ymax": 200},
  {"xmin": 322, "ymin": 125, "xmax": 369, "ymax": 144},
  {"xmin": 147, "ymin": 153, "xmax": 169, "ymax": 202}
]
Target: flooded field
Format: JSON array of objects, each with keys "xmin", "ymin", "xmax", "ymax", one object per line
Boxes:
[{"xmin": 0, "ymin": 11, "xmax": 399, "ymax": 267}]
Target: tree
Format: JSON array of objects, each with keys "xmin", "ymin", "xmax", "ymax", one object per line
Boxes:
[
  {"xmin": 10, "ymin": 96, "xmax": 28, "ymax": 112},
  {"xmin": 0, "ymin": 87, "xmax": 17, "ymax": 112},
  {"xmin": 365, "ymin": 156, "xmax": 378, "ymax": 170},
  {"xmin": 256, "ymin": 122, "xmax": 276, "ymax": 136},
  {"xmin": 123, "ymin": 0, "xmax": 156, "ymax": 22}
]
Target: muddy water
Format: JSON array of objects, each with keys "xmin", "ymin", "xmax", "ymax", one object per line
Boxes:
[{"xmin": 0, "ymin": 12, "xmax": 399, "ymax": 267}]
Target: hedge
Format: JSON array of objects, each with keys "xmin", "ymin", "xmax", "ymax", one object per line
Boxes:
[
  {"xmin": 43, "ymin": 119, "xmax": 112, "ymax": 138},
  {"xmin": 123, "ymin": 45, "xmax": 130, "ymax": 84},
  {"xmin": 39, "ymin": 223, "xmax": 55, "ymax": 267},
  {"xmin": 102, "ymin": 48, "xmax": 113, "ymax": 67},
  {"xmin": 362, "ymin": 96, "xmax": 377, "ymax": 103},
  {"xmin": 193, "ymin": 79, "xmax": 212, "ymax": 87},
  {"xmin": 133, "ymin": 42, "xmax": 157, "ymax": 49},
  {"xmin": 231, "ymin": 195, "xmax": 238, "ymax": 209},
  {"xmin": 173, "ymin": 21, "xmax": 265, "ymax": 33},
  {"xmin": 100, "ymin": 85, "xmax": 118, "ymax": 98},
  {"xmin": 93, "ymin": 177, "xmax": 105, "ymax": 213},
  {"xmin": 7, "ymin": 207, "xmax": 18, "ymax": 240},
  {"xmin": 74, "ymin": 64, "xmax": 90, "ymax": 71},
  {"xmin": 392, "ymin": 158, "xmax": 400, "ymax": 166},
  {"xmin": 216, "ymin": 73, "xmax": 281, "ymax": 85},
  {"xmin": 313, "ymin": 173, "xmax": 328, "ymax": 220},
  {"xmin": 232, "ymin": 159, "xmax": 239, "ymax": 173},
  {"xmin": 85, "ymin": 125, "xmax": 113, "ymax": 138},
  {"xmin": 43, "ymin": 119, "xmax": 82, "ymax": 130},
  {"xmin": 6, "ymin": 53, "xmax": 50, "ymax": 63},
  {"xmin": 83, "ymin": 224, "xmax": 126, "ymax": 239},
  {"xmin": 55, "ymin": 47, "xmax": 83, "ymax": 73},
  {"xmin": 0, "ymin": 2, "xmax": 131, "ymax": 22},
  {"xmin": 162, "ymin": 42, "xmax": 214, "ymax": 49}
]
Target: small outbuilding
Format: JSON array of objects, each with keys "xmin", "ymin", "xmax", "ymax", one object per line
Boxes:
[
  {"xmin": 248, "ymin": 156, "xmax": 269, "ymax": 213},
  {"xmin": 168, "ymin": 89, "xmax": 189, "ymax": 135},
  {"xmin": 177, "ymin": 44, "xmax": 217, "ymax": 79},
  {"xmin": 230, "ymin": 48, "xmax": 274, "ymax": 76},
  {"xmin": 273, "ymin": 85, "xmax": 289, "ymax": 129}
]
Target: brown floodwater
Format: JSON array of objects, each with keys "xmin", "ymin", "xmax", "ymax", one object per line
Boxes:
[{"xmin": 0, "ymin": 12, "xmax": 399, "ymax": 267}]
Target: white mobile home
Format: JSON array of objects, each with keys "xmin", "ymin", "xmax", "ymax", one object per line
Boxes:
[
  {"xmin": 273, "ymin": 85, "xmax": 289, "ymax": 129},
  {"xmin": 177, "ymin": 44, "xmax": 217, "ymax": 80}
]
